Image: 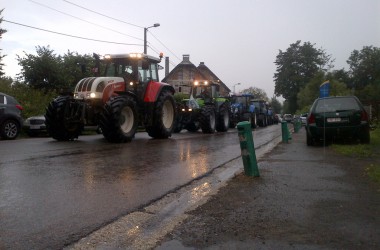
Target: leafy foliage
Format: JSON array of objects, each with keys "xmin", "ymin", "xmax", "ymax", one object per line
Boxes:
[
  {"xmin": 240, "ymin": 86, "xmax": 268, "ymax": 101},
  {"xmin": 347, "ymin": 46, "xmax": 380, "ymax": 90},
  {"xmin": 17, "ymin": 46, "xmax": 96, "ymax": 92},
  {"xmin": 0, "ymin": 77, "xmax": 57, "ymax": 118},
  {"xmin": 296, "ymin": 71, "xmax": 351, "ymax": 114},
  {"xmin": 274, "ymin": 41, "xmax": 333, "ymax": 113}
]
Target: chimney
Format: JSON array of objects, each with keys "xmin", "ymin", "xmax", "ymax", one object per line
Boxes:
[
  {"xmin": 183, "ymin": 54, "xmax": 190, "ymax": 62},
  {"xmin": 199, "ymin": 62, "xmax": 205, "ymax": 66},
  {"xmin": 165, "ymin": 57, "xmax": 169, "ymax": 77}
]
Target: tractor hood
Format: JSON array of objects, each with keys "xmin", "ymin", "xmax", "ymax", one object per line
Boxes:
[{"xmin": 74, "ymin": 77, "xmax": 125, "ymax": 100}]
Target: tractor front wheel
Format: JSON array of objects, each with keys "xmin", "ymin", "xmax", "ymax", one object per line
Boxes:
[
  {"xmin": 200, "ymin": 105, "xmax": 216, "ymax": 133},
  {"xmin": 216, "ymin": 104, "xmax": 230, "ymax": 132},
  {"xmin": 45, "ymin": 96, "xmax": 83, "ymax": 141},
  {"xmin": 146, "ymin": 91, "xmax": 176, "ymax": 139},
  {"xmin": 100, "ymin": 95, "xmax": 138, "ymax": 143}
]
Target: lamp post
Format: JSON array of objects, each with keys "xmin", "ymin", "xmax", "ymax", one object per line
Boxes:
[
  {"xmin": 144, "ymin": 23, "xmax": 160, "ymax": 54},
  {"xmin": 233, "ymin": 82, "xmax": 241, "ymax": 94}
]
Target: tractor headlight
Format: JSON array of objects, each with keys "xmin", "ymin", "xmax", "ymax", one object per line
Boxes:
[{"xmin": 90, "ymin": 92, "xmax": 96, "ymax": 98}]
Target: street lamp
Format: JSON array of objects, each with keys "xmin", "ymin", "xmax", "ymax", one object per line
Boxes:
[
  {"xmin": 144, "ymin": 23, "xmax": 160, "ymax": 54},
  {"xmin": 233, "ymin": 83, "xmax": 241, "ymax": 94}
]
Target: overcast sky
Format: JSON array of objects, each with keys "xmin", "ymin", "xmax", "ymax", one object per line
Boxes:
[{"xmin": 2, "ymin": 0, "xmax": 380, "ymax": 98}]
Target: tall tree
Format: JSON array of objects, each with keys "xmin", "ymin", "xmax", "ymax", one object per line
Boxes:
[
  {"xmin": 240, "ymin": 86, "xmax": 268, "ymax": 101},
  {"xmin": 0, "ymin": 9, "xmax": 7, "ymax": 77},
  {"xmin": 347, "ymin": 46, "xmax": 380, "ymax": 90},
  {"xmin": 17, "ymin": 46, "xmax": 94, "ymax": 92},
  {"xmin": 297, "ymin": 71, "xmax": 350, "ymax": 113},
  {"xmin": 274, "ymin": 40, "xmax": 333, "ymax": 113},
  {"xmin": 17, "ymin": 46, "xmax": 63, "ymax": 91},
  {"xmin": 269, "ymin": 96, "xmax": 282, "ymax": 114}
]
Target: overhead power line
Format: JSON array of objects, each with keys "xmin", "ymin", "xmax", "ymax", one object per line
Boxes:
[
  {"xmin": 148, "ymin": 30, "xmax": 181, "ymax": 61},
  {"xmin": 3, "ymin": 19, "xmax": 143, "ymax": 46},
  {"xmin": 29, "ymin": 0, "xmax": 143, "ymax": 41},
  {"xmin": 62, "ymin": 0, "xmax": 143, "ymax": 29},
  {"xmin": 60, "ymin": 0, "xmax": 181, "ymax": 62}
]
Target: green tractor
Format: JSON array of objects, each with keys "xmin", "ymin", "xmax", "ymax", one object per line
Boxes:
[{"xmin": 174, "ymin": 81, "xmax": 230, "ymax": 133}]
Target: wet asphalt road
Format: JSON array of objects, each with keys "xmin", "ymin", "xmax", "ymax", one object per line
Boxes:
[{"xmin": 0, "ymin": 125, "xmax": 281, "ymax": 249}]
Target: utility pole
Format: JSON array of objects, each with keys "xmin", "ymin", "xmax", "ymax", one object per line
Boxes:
[{"xmin": 144, "ymin": 23, "xmax": 160, "ymax": 54}]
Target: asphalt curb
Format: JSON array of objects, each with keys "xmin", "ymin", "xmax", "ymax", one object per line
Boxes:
[{"xmin": 66, "ymin": 129, "xmax": 285, "ymax": 250}]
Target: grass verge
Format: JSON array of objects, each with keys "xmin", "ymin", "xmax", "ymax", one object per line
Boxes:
[{"xmin": 332, "ymin": 127, "xmax": 380, "ymax": 183}]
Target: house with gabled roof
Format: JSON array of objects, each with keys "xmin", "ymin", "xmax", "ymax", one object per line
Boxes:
[{"xmin": 162, "ymin": 55, "xmax": 231, "ymax": 96}]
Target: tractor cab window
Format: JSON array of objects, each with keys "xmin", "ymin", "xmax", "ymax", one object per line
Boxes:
[{"xmin": 137, "ymin": 61, "xmax": 159, "ymax": 82}]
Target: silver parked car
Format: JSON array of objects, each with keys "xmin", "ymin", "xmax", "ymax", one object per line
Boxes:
[{"xmin": 23, "ymin": 115, "xmax": 46, "ymax": 136}]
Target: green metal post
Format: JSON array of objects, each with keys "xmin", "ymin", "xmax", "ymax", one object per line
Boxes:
[
  {"xmin": 237, "ymin": 121, "xmax": 260, "ymax": 177},
  {"xmin": 281, "ymin": 121, "xmax": 289, "ymax": 143},
  {"xmin": 294, "ymin": 119, "xmax": 300, "ymax": 133}
]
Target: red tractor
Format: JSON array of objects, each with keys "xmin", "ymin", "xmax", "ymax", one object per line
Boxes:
[{"xmin": 45, "ymin": 53, "xmax": 176, "ymax": 143}]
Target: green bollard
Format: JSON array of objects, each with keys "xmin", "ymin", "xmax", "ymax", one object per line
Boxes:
[
  {"xmin": 237, "ymin": 121, "xmax": 260, "ymax": 177},
  {"xmin": 281, "ymin": 121, "xmax": 289, "ymax": 143},
  {"xmin": 294, "ymin": 120, "xmax": 300, "ymax": 133}
]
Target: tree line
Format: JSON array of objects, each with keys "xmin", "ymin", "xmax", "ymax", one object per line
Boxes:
[{"xmin": 274, "ymin": 40, "xmax": 380, "ymax": 116}]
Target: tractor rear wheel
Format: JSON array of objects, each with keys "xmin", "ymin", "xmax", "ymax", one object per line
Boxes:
[
  {"xmin": 146, "ymin": 91, "xmax": 176, "ymax": 139},
  {"xmin": 200, "ymin": 105, "xmax": 216, "ymax": 133},
  {"xmin": 45, "ymin": 96, "xmax": 83, "ymax": 141},
  {"xmin": 216, "ymin": 104, "xmax": 230, "ymax": 132},
  {"xmin": 100, "ymin": 95, "xmax": 138, "ymax": 143}
]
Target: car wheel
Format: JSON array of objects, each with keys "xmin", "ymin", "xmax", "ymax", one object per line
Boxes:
[{"xmin": 0, "ymin": 119, "xmax": 20, "ymax": 140}]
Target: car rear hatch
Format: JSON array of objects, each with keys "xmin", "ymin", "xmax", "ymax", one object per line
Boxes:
[{"xmin": 315, "ymin": 109, "xmax": 362, "ymax": 128}]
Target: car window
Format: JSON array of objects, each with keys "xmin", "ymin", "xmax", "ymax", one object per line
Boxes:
[
  {"xmin": 315, "ymin": 98, "xmax": 360, "ymax": 113},
  {"xmin": 0, "ymin": 94, "xmax": 4, "ymax": 104}
]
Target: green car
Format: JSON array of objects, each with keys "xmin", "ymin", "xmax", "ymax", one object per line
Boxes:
[{"xmin": 306, "ymin": 96, "xmax": 370, "ymax": 146}]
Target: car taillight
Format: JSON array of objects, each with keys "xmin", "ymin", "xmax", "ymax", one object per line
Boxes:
[
  {"xmin": 16, "ymin": 104, "xmax": 23, "ymax": 111},
  {"xmin": 361, "ymin": 110, "xmax": 368, "ymax": 121},
  {"xmin": 308, "ymin": 113, "xmax": 315, "ymax": 124}
]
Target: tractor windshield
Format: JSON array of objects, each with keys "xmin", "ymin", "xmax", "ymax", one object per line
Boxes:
[{"xmin": 105, "ymin": 59, "xmax": 159, "ymax": 83}]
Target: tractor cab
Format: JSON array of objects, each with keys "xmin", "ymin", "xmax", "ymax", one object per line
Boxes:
[
  {"xmin": 104, "ymin": 53, "xmax": 162, "ymax": 83},
  {"xmin": 192, "ymin": 81, "xmax": 220, "ymax": 104}
]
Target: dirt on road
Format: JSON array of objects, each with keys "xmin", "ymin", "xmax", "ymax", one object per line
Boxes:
[{"xmin": 157, "ymin": 130, "xmax": 380, "ymax": 249}]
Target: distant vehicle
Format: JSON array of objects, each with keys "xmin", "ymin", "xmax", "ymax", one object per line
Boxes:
[
  {"xmin": 306, "ymin": 96, "xmax": 370, "ymax": 145},
  {"xmin": 229, "ymin": 94, "xmax": 256, "ymax": 128},
  {"xmin": 23, "ymin": 115, "xmax": 46, "ymax": 136},
  {"xmin": 283, "ymin": 114, "xmax": 293, "ymax": 123},
  {"xmin": 0, "ymin": 92, "xmax": 23, "ymax": 140},
  {"xmin": 300, "ymin": 113, "xmax": 308, "ymax": 126},
  {"xmin": 174, "ymin": 81, "xmax": 230, "ymax": 133}
]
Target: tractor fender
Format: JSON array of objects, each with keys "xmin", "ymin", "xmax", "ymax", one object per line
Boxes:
[{"xmin": 144, "ymin": 81, "xmax": 175, "ymax": 103}]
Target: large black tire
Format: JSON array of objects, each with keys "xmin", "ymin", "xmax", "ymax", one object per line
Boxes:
[
  {"xmin": 173, "ymin": 116, "xmax": 183, "ymax": 133},
  {"xmin": 100, "ymin": 95, "xmax": 138, "ymax": 143},
  {"xmin": 145, "ymin": 91, "xmax": 176, "ymax": 139},
  {"xmin": 216, "ymin": 104, "xmax": 230, "ymax": 132},
  {"xmin": 0, "ymin": 119, "xmax": 20, "ymax": 140},
  {"xmin": 45, "ymin": 96, "xmax": 83, "ymax": 141},
  {"xmin": 200, "ymin": 105, "xmax": 216, "ymax": 133}
]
